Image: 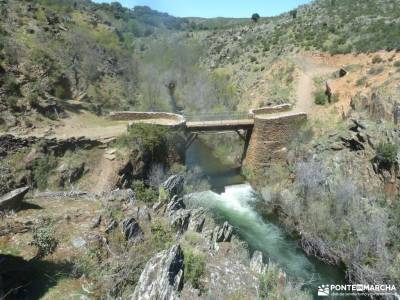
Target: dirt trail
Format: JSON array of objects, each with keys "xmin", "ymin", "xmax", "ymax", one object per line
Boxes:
[
  {"xmin": 291, "ymin": 54, "xmax": 337, "ymax": 113},
  {"xmin": 84, "ymin": 153, "xmax": 121, "ymax": 193}
]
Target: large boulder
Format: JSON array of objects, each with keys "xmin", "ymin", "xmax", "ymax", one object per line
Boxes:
[
  {"xmin": 162, "ymin": 175, "xmax": 184, "ymax": 198},
  {"xmin": 132, "ymin": 244, "xmax": 184, "ymax": 300},
  {"xmin": 0, "ymin": 187, "xmax": 29, "ymax": 210}
]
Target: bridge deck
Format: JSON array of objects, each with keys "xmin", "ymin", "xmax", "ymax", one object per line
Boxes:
[{"xmin": 186, "ymin": 119, "xmax": 254, "ymax": 132}]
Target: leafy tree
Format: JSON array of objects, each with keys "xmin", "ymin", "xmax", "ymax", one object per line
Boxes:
[
  {"xmin": 183, "ymin": 248, "xmax": 206, "ymax": 289},
  {"xmin": 251, "ymin": 13, "xmax": 260, "ymax": 23}
]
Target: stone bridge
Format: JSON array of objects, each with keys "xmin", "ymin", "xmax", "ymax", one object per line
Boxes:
[{"xmin": 109, "ymin": 104, "xmax": 307, "ymax": 174}]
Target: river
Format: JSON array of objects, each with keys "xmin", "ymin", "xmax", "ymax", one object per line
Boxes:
[{"xmin": 185, "ymin": 139, "xmax": 347, "ymax": 298}]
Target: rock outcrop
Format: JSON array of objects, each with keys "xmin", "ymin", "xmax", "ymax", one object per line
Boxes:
[
  {"xmin": 121, "ymin": 217, "xmax": 144, "ymax": 243},
  {"xmin": 106, "ymin": 189, "xmax": 136, "ymax": 204},
  {"xmin": 166, "ymin": 195, "xmax": 185, "ymax": 214},
  {"xmin": 213, "ymin": 221, "xmax": 233, "ymax": 243},
  {"xmin": 0, "ymin": 134, "xmax": 101, "ymax": 157},
  {"xmin": 250, "ymin": 251, "xmax": 265, "ymax": 274},
  {"xmin": 132, "ymin": 244, "xmax": 184, "ymax": 300},
  {"xmin": 170, "ymin": 209, "xmax": 191, "ymax": 233},
  {"xmin": 188, "ymin": 208, "xmax": 206, "ymax": 233},
  {"xmin": 0, "ymin": 186, "xmax": 29, "ymax": 210},
  {"xmin": 162, "ymin": 175, "xmax": 184, "ymax": 198}
]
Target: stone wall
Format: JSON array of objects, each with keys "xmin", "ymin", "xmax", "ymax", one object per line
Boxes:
[
  {"xmin": 243, "ymin": 112, "xmax": 307, "ymax": 175},
  {"xmin": 108, "ymin": 111, "xmax": 186, "ymax": 127},
  {"xmin": 249, "ymin": 104, "xmax": 291, "ymax": 116}
]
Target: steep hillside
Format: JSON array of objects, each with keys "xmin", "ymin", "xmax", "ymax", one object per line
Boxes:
[{"xmin": 0, "ymin": 0, "xmax": 194, "ymax": 132}]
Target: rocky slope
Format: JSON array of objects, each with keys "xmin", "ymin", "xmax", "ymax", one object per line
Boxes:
[{"xmin": 0, "ymin": 173, "xmax": 310, "ymax": 299}]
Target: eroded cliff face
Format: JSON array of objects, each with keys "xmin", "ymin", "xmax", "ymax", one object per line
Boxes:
[{"xmin": 0, "ymin": 126, "xmax": 186, "ymax": 195}]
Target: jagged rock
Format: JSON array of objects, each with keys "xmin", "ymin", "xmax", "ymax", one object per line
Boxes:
[
  {"xmin": 91, "ymin": 215, "xmax": 102, "ymax": 229},
  {"xmin": 339, "ymin": 67, "xmax": 348, "ymax": 77},
  {"xmin": 132, "ymin": 244, "xmax": 184, "ymax": 300},
  {"xmin": 325, "ymin": 80, "xmax": 332, "ymax": 102},
  {"xmin": 349, "ymin": 119, "xmax": 366, "ymax": 132},
  {"xmin": 250, "ymin": 251, "xmax": 265, "ymax": 274},
  {"xmin": 0, "ymin": 135, "xmax": 100, "ymax": 157},
  {"xmin": 213, "ymin": 221, "xmax": 233, "ymax": 243},
  {"xmin": 0, "ymin": 135, "xmax": 36, "ymax": 156},
  {"xmin": 394, "ymin": 104, "xmax": 400, "ymax": 125},
  {"xmin": 188, "ymin": 208, "xmax": 206, "ymax": 233},
  {"xmin": 166, "ymin": 195, "xmax": 185, "ymax": 214},
  {"xmin": 105, "ymin": 219, "xmax": 117, "ymax": 234},
  {"xmin": 0, "ymin": 186, "xmax": 29, "ymax": 210},
  {"xmin": 153, "ymin": 201, "xmax": 164, "ymax": 212},
  {"xmin": 162, "ymin": 175, "xmax": 184, "ymax": 198},
  {"xmin": 135, "ymin": 206, "xmax": 152, "ymax": 222},
  {"xmin": 340, "ymin": 135, "xmax": 365, "ymax": 151},
  {"xmin": 170, "ymin": 209, "xmax": 191, "ymax": 233},
  {"xmin": 356, "ymin": 132, "xmax": 367, "ymax": 143},
  {"xmin": 121, "ymin": 217, "xmax": 144, "ymax": 243},
  {"xmin": 369, "ymin": 93, "xmax": 387, "ymax": 120},
  {"xmin": 46, "ymin": 13, "xmax": 59, "ymax": 25}
]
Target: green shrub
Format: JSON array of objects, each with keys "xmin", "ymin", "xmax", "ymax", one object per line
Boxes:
[
  {"xmin": 6, "ymin": 96, "xmax": 18, "ymax": 111},
  {"xmin": 394, "ymin": 61, "xmax": 400, "ymax": 68},
  {"xmin": 376, "ymin": 142, "xmax": 398, "ymax": 168},
  {"xmin": 31, "ymin": 223, "xmax": 58, "ymax": 258},
  {"xmin": 259, "ymin": 264, "xmax": 311, "ymax": 299},
  {"xmin": 331, "ymin": 93, "xmax": 339, "ymax": 103},
  {"xmin": 372, "ymin": 55, "xmax": 383, "ymax": 64},
  {"xmin": 314, "ymin": 90, "xmax": 327, "ymax": 105},
  {"xmin": 128, "ymin": 124, "xmax": 169, "ymax": 152},
  {"xmin": 3, "ymin": 75, "xmax": 20, "ymax": 96},
  {"xmin": 355, "ymin": 76, "xmax": 367, "ymax": 86},
  {"xmin": 132, "ymin": 180, "xmax": 158, "ymax": 203},
  {"xmin": 32, "ymin": 154, "xmax": 57, "ymax": 190},
  {"xmin": 27, "ymin": 91, "xmax": 39, "ymax": 107},
  {"xmin": 149, "ymin": 220, "xmax": 174, "ymax": 250},
  {"xmin": 368, "ymin": 66, "xmax": 384, "ymax": 75},
  {"xmin": 183, "ymin": 248, "xmax": 206, "ymax": 289}
]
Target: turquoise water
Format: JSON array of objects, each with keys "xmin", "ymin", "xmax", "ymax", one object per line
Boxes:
[
  {"xmin": 187, "ymin": 184, "xmax": 345, "ymax": 288},
  {"xmin": 185, "ymin": 140, "xmax": 347, "ymax": 297}
]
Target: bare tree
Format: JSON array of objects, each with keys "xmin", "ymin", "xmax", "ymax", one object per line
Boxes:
[{"xmin": 147, "ymin": 163, "xmax": 166, "ymax": 189}]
